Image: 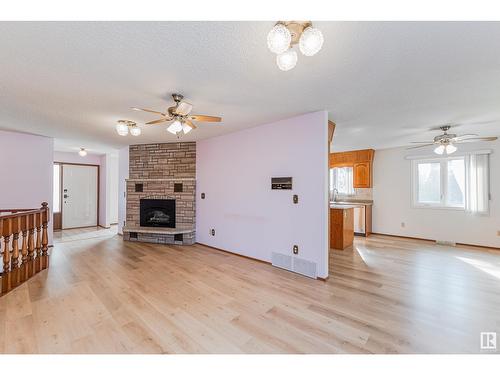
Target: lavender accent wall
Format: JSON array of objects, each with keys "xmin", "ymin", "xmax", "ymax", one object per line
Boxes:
[
  {"xmin": 196, "ymin": 111, "xmax": 329, "ymax": 278},
  {"xmin": 0, "ymin": 130, "xmax": 54, "ymax": 244}
]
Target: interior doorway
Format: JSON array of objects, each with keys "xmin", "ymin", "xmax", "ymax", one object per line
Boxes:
[{"xmin": 53, "ymin": 162, "xmax": 99, "ymax": 230}]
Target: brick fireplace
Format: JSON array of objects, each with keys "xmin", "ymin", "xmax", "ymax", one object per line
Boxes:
[{"xmin": 123, "ymin": 142, "xmax": 196, "ymax": 245}]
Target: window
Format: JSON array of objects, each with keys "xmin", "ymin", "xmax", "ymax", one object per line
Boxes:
[
  {"xmin": 330, "ymin": 166, "xmax": 354, "ymax": 196},
  {"xmin": 53, "ymin": 164, "xmax": 61, "ymax": 213},
  {"xmin": 412, "ymin": 154, "xmax": 489, "ymax": 213}
]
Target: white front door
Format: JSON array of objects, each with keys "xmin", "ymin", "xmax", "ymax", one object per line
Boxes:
[{"xmin": 62, "ymin": 164, "xmax": 98, "ymax": 229}]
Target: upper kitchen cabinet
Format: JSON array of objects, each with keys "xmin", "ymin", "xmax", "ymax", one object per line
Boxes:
[
  {"xmin": 353, "ymin": 162, "xmax": 371, "ymax": 188},
  {"xmin": 330, "ymin": 149, "xmax": 375, "ymax": 188}
]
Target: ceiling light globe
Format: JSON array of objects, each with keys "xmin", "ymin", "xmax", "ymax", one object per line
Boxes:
[
  {"xmin": 299, "ymin": 26, "xmax": 324, "ymax": 56},
  {"xmin": 276, "ymin": 49, "xmax": 298, "ymax": 71},
  {"xmin": 434, "ymin": 145, "xmax": 445, "ymax": 155},
  {"xmin": 445, "ymin": 144, "xmax": 457, "ymax": 154},
  {"xmin": 129, "ymin": 126, "xmax": 141, "ymax": 136},
  {"xmin": 182, "ymin": 122, "xmax": 193, "ymax": 134},
  {"xmin": 167, "ymin": 120, "xmax": 183, "ymax": 135},
  {"xmin": 78, "ymin": 148, "xmax": 87, "ymax": 157},
  {"xmin": 116, "ymin": 122, "xmax": 129, "ymax": 136},
  {"xmin": 267, "ymin": 24, "xmax": 292, "ymax": 54}
]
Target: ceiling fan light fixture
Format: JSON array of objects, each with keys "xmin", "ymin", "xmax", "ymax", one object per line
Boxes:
[
  {"xmin": 182, "ymin": 122, "xmax": 193, "ymax": 134},
  {"xmin": 116, "ymin": 121, "xmax": 129, "ymax": 136},
  {"xmin": 167, "ymin": 120, "xmax": 183, "ymax": 135},
  {"xmin": 299, "ymin": 26, "xmax": 324, "ymax": 56},
  {"xmin": 129, "ymin": 126, "xmax": 141, "ymax": 136},
  {"xmin": 267, "ymin": 23, "xmax": 292, "ymax": 54},
  {"xmin": 434, "ymin": 145, "xmax": 445, "ymax": 155},
  {"xmin": 78, "ymin": 148, "xmax": 87, "ymax": 157},
  {"xmin": 445, "ymin": 144, "xmax": 457, "ymax": 154},
  {"xmin": 276, "ymin": 48, "xmax": 298, "ymax": 71},
  {"xmin": 176, "ymin": 101, "xmax": 193, "ymax": 116}
]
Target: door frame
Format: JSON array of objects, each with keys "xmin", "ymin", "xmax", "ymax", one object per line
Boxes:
[{"xmin": 54, "ymin": 161, "xmax": 100, "ymax": 230}]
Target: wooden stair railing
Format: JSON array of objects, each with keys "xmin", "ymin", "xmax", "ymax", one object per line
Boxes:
[{"xmin": 0, "ymin": 202, "xmax": 50, "ymax": 296}]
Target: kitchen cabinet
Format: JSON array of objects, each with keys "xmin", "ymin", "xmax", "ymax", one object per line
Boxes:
[
  {"xmin": 353, "ymin": 162, "xmax": 371, "ymax": 188},
  {"xmin": 329, "ymin": 149, "xmax": 375, "ymax": 188},
  {"xmin": 330, "ymin": 206, "xmax": 354, "ymax": 250}
]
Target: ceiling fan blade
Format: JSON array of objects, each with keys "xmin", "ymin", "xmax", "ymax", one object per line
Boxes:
[
  {"xmin": 455, "ymin": 136, "xmax": 498, "ymax": 143},
  {"xmin": 452, "ymin": 134, "xmax": 479, "ymax": 140},
  {"xmin": 406, "ymin": 143, "xmax": 435, "ymax": 150},
  {"xmin": 131, "ymin": 107, "xmax": 166, "ymax": 116},
  {"xmin": 146, "ymin": 118, "xmax": 170, "ymax": 125},
  {"xmin": 176, "ymin": 101, "xmax": 193, "ymax": 116},
  {"xmin": 410, "ymin": 141, "xmax": 435, "ymax": 144},
  {"xmin": 185, "ymin": 120, "xmax": 197, "ymax": 129},
  {"xmin": 189, "ymin": 115, "xmax": 222, "ymax": 122}
]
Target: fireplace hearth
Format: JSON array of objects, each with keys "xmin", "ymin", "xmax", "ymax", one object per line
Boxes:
[{"xmin": 140, "ymin": 199, "xmax": 175, "ymax": 228}]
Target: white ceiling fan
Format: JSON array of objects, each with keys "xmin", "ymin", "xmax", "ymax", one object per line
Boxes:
[{"xmin": 407, "ymin": 125, "xmax": 497, "ymax": 155}]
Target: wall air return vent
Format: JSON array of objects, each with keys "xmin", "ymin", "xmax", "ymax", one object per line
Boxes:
[{"xmin": 271, "ymin": 252, "xmax": 317, "ymax": 279}]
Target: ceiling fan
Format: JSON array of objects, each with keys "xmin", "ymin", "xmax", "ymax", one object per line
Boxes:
[
  {"xmin": 407, "ymin": 125, "xmax": 498, "ymax": 155},
  {"xmin": 132, "ymin": 93, "xmax": 222, "ymax": 136}
]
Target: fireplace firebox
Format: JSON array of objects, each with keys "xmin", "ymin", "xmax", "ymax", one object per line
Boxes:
[{"xmin": 140, "ymin": 199, "xmax": 176, "ymax": 228}]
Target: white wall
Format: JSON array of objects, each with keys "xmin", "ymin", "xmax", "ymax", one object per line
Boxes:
[
  {"xmin": 372, "ymin": 141, "xmax": 500, "ymax": 248},
  {"xmin": 54, "ymin": 151, "xmax": 101, "ymax": 166},
  {"xmin": 118, "ymin": 146, "xmax": 129, "ymax": 235},
  {"xmin": 0, "ymin": 130, "xmax": 54, "ymax": 244},
  {"xmin": 196, "ymin": 111, "xmax": 330, "ymax": 278}
]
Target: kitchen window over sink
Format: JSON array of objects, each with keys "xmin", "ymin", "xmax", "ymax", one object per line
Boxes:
[{"xmin": 330, "ymin": 166, "xmax": 354, "ymax": 197}]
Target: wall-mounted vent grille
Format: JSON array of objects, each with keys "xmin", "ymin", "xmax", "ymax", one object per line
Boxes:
[
  {"xmin": 436, "ymin": 240, "xmax": 456, "ymax": 246},
  {"xmin": 271, "ymin": 252, "xmax": 293, "ymax": 271},
  {"xmin": 271, "ymin": 252, "xmax": 317, "ymax": 279},
  {"xmin": 293, "ymin": 257, "xmax": 317, "ymax": 279}
]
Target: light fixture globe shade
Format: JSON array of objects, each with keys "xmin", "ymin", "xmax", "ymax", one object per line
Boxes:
[
  {"xmin": 182, "ymin": 122, "xmax": 193, "ymax": 134},
  {"xmin": 116, "ymin": 122, "xmax": 129, "ymax": 136},
  {"xmin": 267, "ymin": 24, "xmax": 292, "ymax": 54},
  {"xmin": 167, "ymin": 120, "xmax": 183, "ymax": 135},
  {"xmin": 434, "ymin": 145, "xmax": 445, "ymax": 155},
  {"xmin": 299, "ymin": 26, "xmax": 324, "ymax": 56},
  {"xmin": 445, "ymin": 144, "xmax": 457, "ymax": 154},
  {"xmin": 78, "ymin": 148, "xmax": 87, "ymax": 157},
  {"xmin": 129, "ymin": 126, "xmax": 141, "ymax": 136},
  {"xmin": 276, "ymin": 49, "xmax": 298, "ymax": 71}
]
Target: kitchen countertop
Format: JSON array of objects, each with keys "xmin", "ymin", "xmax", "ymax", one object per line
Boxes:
[
  {"xmin": 330, "ymin": 204, "xmax": 362, "ymax": 209},
  {"xmin": 331, "ymin": 200, "xmax": 373, "ymax": 206}
]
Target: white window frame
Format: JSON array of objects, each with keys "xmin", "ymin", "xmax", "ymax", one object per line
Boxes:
[{"xmin": 411, "ymin": 156, "xmax": 466, "ymax": 210}]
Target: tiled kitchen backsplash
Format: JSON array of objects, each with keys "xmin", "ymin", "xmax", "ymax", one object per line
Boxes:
[{"xmin": 336, "ymin": 188, "xmax": 373, "ymax": 201}]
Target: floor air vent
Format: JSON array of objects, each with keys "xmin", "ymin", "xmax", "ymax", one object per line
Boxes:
[
  {"xmin": 271, "ymin": 252, "xmax": 317, "ymax": 279},
  {"xmin": 436, "ymin": 240, "xmax": 456, "ymax": 246}
]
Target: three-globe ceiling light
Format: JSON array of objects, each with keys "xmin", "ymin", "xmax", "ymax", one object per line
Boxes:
[
  {"xmin": 267, "ymin": 22, "xmax": 324, "ymax": 71},
  {"xmin": 116, "ymin": 120, "xmax": 141, "ymax": 136},
  {"xmin": 434, "ymin": 143, "xmax": 457, "ymax": 155}
]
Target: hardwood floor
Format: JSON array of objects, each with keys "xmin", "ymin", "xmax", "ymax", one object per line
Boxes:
[
  {"xmin": 0, "ymin": 232, "xmax": 499, "ymax": 353},
  {"xmin": 53, "ymin": 225, "xmax": 118, "ymax": 243}
]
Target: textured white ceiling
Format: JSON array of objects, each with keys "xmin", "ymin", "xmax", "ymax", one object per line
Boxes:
[{"xmin": 0, "ymin": 21, "xmax": 499, "ymax": 153}]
